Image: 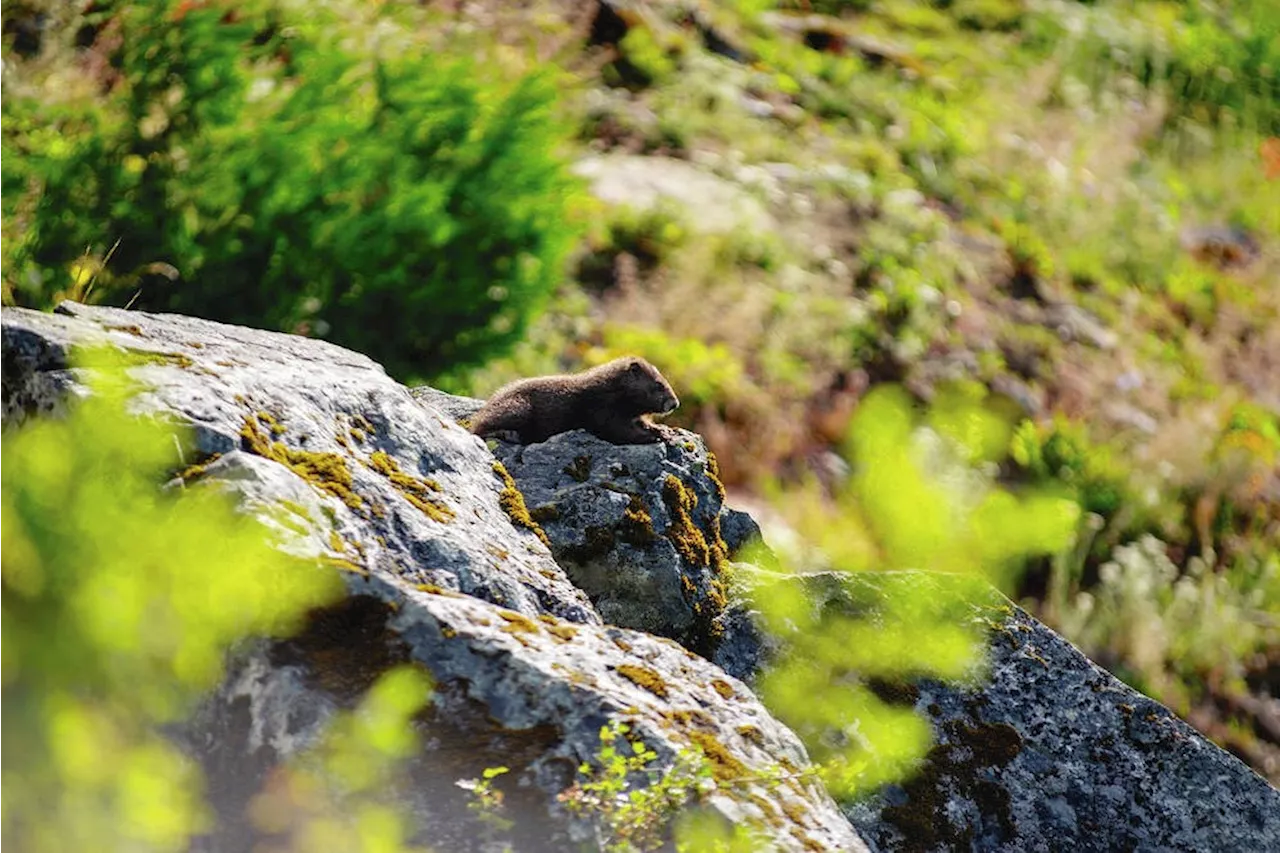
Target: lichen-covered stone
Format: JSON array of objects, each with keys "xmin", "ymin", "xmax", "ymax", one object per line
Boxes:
[
  {"xmin": 1, "ymin": 302, "xmax": 597, "ymax": 626},
  {"xmin": 489, "ymin": 429, "xmax": 734, "ymax": 656},
  {"xmin": 2, "ymin": 303, "xmax": 864, "ymax": 853},
  {"xmin": 737, "ymin": 570, "xmax": 1280, "ymax": 853}
]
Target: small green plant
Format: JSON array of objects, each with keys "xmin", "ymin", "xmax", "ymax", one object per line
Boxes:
[
  {"xmin": 558, "ymin": 722, "xmax": 715, "ymax": 853},
  {"xmin": 457, "ymin": 765, "xmax": 514, "ymax": 847}
]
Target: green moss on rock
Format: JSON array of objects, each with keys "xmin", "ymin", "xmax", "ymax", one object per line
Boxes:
[
  {"xmin": 688, "ymin": 730, "xmax": 748, "ymax": 782},
  {"xmin": 241, "ymin": 413, "xmax": 363, "ymax": 511},
  {"xmin": 492, "ymin": 461, "xmax": 551, "ymax": 546},
  {"xmin": 616, "ymin": 664, "xmax": 670, "ymax": 698},
  {"xmin": 369, "ymin": 450, "xmax": 455, "ymax": 523}
]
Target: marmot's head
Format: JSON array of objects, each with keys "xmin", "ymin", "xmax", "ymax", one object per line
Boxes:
[{"xmin": 611, "ymin": 356, "xmax": 679, "ymax": 416}]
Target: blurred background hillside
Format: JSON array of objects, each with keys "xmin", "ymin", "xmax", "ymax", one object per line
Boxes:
[{"xmin": 4, "ymin": 0, "xmax": 1278, "ymax": 785}]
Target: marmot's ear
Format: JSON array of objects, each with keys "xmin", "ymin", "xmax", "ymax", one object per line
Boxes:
[{"xmin": 628, "ymin": 360, "xmax": 643, "ymax": 374}]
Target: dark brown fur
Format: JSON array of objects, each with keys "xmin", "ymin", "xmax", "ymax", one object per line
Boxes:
[{"xmin": 469, "ymin": 357, "xmax": 679, "ymax": 445}]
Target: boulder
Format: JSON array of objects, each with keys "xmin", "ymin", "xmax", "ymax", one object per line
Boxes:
[
  {"xmin": 741, "ymin": 571, "xmax": 1280, "ymax": 853},
  {"xmin": 490, "ymin": 431, "xmax": 734, "ymax": 657},
  {"xmin": 1, "ymin": 302, "xmax": 866, "ymax": 853}
]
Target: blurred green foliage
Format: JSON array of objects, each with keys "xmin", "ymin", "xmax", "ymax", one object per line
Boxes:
[
  {"xmin": 2, "ymin": 0, "xmax": 582, "ymax": 379},
  {"xmin": 248, "ymin": 665, "xmax": 434, "ymax": 853},
  {"xmin": 754, "ymin": 386, "xmax": 1079, "ymax": 797},
  {"xmin": 1057, "ymin": 0, "xmax": 1280, "ymax": 135},
  {"xmin": 1009, "ymin": 418, "xmax": 1131, "ymax": 519},
  {"xmin": 1, "ymin": 349, "xmax": 344, "ymax": 851}
]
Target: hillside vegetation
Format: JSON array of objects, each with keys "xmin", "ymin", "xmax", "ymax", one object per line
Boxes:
[{"xmin": 3, "ymin": 0, "xmax": 1277, "ymax": 783}]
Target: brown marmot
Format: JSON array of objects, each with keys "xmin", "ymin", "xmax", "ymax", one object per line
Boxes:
[{"xmin": 469, "ymin": 357, "xmax": 680, "ymax": 445}]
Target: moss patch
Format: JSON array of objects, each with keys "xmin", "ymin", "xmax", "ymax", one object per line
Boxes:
[
  {"xmin": 127, "ymin": 349, "xmax": 195, "ymax": 370},
  {"xmin": 492, "ymin": 461, "xmax": 551, "ymax": 546},
  {"xmin": 620, "ymin": 494, "xmax": 657, "ymax": 546},
  {"xmin": 688, "ymin": 730, "xmax": 748, "ymax": 782},
  {"xmin": 706, "ymin": 451, "xmax": 728, "ymax": 502},
  {"xmin": 498, "ymin": 609, "xmax": 541, "ymax": 635},
  {"xmin": 736, "ymin": 724, "xmax": 765, "ymax": 747},
  {"xmin": 241, "ymin": 413, "xmax": 363, "ymax": 511},
  {"xmin": 178, "ymin": 452, "xmax": 222, "ymax": 483},
  {"xmin": 662, "ymin": 707, "xmax": 717, "ymax": 731},
  {"xmin": 710, "ymin": 679, "xmax": 736, "ymax": 700},
  {"xmin": 881, "ymin": 718, "xmax": 1024, "ymax": 851},
  {"xmin": 369, "ymin": 450, "xmax": 454, "ymax": 523},
  {"xmin": 662, "ymin": 474, "xmax": 710, "ymax": 567},
  {"xmin": 616, "ymin": 664, "xmax": 670, "ymax": 698},
  {"xmin": 564, "ymin": 454, "xmax": 594, "ymax": 482}
]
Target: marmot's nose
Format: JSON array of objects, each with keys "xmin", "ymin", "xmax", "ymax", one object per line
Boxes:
[{"xmin": 663, "ymin": 395, "xmax": 679, "ymax": 414}]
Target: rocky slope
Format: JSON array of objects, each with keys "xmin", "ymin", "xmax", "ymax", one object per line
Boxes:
[{"xmin": 3, "ymin": 302, "xmax": 1276, "ymax": 851}]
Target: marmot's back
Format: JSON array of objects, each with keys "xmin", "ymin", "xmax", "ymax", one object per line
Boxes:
[{"xmin": 469, "ymin": 357, "xmax": 679, "ymax": 445}]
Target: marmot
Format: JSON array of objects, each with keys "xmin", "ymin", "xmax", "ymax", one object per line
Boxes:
[{"xmin": 469, "ymin": 357, "xmax": 679, "ymax": 445}]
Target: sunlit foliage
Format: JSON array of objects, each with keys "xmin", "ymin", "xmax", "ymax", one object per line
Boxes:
[
  {"xmin": 248, "ymin": 665, "xmax": 435, "ymax": 853},
  {"xmin": 0, "ymin": 349, "xmax": 344, "ymax": 851},
  {"xmin": 2, "ymin": 0, "xmax": 583, "ymax": 379},
  {"xmin": 754, "ymin": 385, "xmax": 1080, "ymax": 797}
]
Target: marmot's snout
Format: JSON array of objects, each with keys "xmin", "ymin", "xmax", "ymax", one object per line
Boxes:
[{"xmin": 660, "ymin": 391, "xmax": 679, "ymax": 414}]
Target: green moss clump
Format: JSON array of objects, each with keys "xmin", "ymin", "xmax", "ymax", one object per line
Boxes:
[
  {"xmin": 368, "ymin": 450, "xmax": 455, "ymax": 523},
  {"xmin": 177, "ymin": 452, "xmax": 221, "ymax": 483},
  {"xmin": 620, "ymin": 494, "xmax": 657, "ymax": 546},
  {"xmin": 662, "ymin": 708, "xmax": 716, "ymax": 731},
  {"xmin": 240, "ymin": 414, "xmax": 363, "ymax": 511},
  {"xmin": 491, "ymin": 461, "xmax": 550, "ymax": 546},
  {"xmin": 127, "ymin": 350, "xmax": 196, "ymax": 370},
  {"xmin": 688, "ymin": 731, "xmax": 748, "ymax": 782},
  {"xmin": 317, "ymin": 555, "xmax": 366, "ymax": 575},
  {"xmin": 662, "ymin": 474, "xmax": 710, "ymax": 567},
  {"xmin": 780, "ymin": 798, "xmax": 810, "ymax": 827},
  {"xmin": 705, "ymin": 451, "xmax": 728, "ymax": 503},
  {"xmin": 616, "ymin": 664, "xmax": 670, "ymax": 698},
  {"xmin": 547, "ymin": 624, "xmax": 579, "ymax": 642}
]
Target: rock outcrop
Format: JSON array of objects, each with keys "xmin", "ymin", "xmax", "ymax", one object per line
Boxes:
[
  {"xmin": 1, "ymin": 302, "xmax": 865, "ymax": 853},
  {"xmin": 3, "ymin": 302, "xmax": 1276, "ymax": 853}
]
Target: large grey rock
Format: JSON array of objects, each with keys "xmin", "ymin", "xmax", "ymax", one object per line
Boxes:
[
  {"xmin": 491, "ymin": 430, "xmax": 733, "ymax": 657},
  {"xmin": 742, "ymin": 570, "xmax": 1280, "ymax": 853},
  {"xmin": 2, "ymin": 302, "xmax": 597, "ymax": 625},
  {"xmin": 1, "ymin": 302, "xmax": 866, "ymax": 853}
]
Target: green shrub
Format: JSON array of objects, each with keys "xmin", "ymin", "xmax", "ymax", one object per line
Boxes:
[
  {"xmin": 2, "ymin": 0, "xmax": 581, "ymax": 380},
  {"xmin": 1009, "ymin": 418, "xmax": 1131, "ymax": 519}
]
